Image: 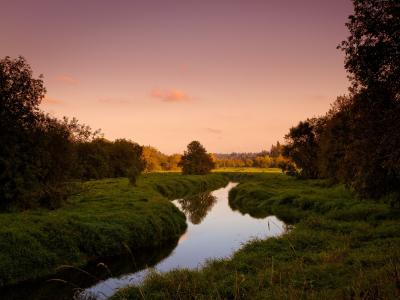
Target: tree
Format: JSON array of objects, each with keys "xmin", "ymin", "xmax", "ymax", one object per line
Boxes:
[
  {"xmin": 282, "ymin": 118, "xmax": 324, "ymax": 179},
  {"xmin": 269, "ymin": 141, "xmax": 282, "ymax": 158},
  {"xmin": 179, "ymin": 141, "xmax": 215, "ymax": 175},
  {"xmin": 317, "ymin": 96, "xmax": 353, "ymax": 182},
  {"xmin": 336, "ymin": 0, "xmax": 400, "ymax": 199},
  {"xmin": 338, "ymin": 0, "xmax": 399, "ymax": 92},
  {"xmin": 0, "ymin": 56, "xmax": 45, "ymax": 130},
  {"xmin": 0, "ymin": 56, "xmax": 46, "ymax": 209},
  {"xmin": 110, "ymin": 139, "xmax": 144, "ymax": 178},
  {"xmin": 75, "ymin": 138, "xmax": 144, "ymax": 181},
  {"xmin": 254, "ymin": 156, "xmax": 271, "ymax": 168},
  {"xmin": 31, "ymin": 114, "xmax": 77, "ymax": 208},
  {"xmin": 142, "ymin": 146, "xmax": 167, "ymax": 172},
  {"xmin": 339, "ymin": 87, "xmax": 399, "ymax": 198},
  {"xmin": 166, "ymin": 154, "xmax": 182, "ymax": 171},
  {"xmin": 280, "ymin": 0, "xmax": 399, "ymax": 201}
]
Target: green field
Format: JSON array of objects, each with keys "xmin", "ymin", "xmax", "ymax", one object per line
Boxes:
[
  {"xmin": 147, "ymin": 167, "xmax": 281, "ymax": 173},
  {"xmin": 213, "ymin": 167, "xmax": 282, "ymax": 173},
  {"xmin": 113, "ymin": 173, "xmax": 400, "ymax": 299},
  {"xmin": 0, "ymin": 173, "xmax": 229, "ymax": 285}
]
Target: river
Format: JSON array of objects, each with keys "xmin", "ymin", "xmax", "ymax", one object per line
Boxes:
[
  {"xmin": 82, "ymin": 182, "xmax": 287, "ymax": 299},
  {"xmin": 1, "ymin": 182, "xmax": 287, "ymax": 300}
]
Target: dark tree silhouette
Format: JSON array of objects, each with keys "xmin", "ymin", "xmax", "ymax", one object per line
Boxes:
[
  {"xmin": 74, "ymin": 138, "xmax": 144, "ymax": 182},
  {"xmin": 282, "ymin": 118, "xmax": 324, "ymax": 179},
  {"xmin": 283, "ymin": 0, "xmax": 400, "ymax": 201},
  {"xmin": 0, "ymin": 57, "xmax": 145, "ymax": 210},
  {"xmin": 1, "ymin": 56, "xmax": 46, "ymax": 208},
  {"xmin": 336, "ymin": 0, "xmax": 400, "ymax": 199},
  {"xmin": 179, "ymin": 141, "xmax": 215, "ymax": 175},
  {"xmin": 338, "ymin": 0, "xmax": 399, "ymax": 92},
  {"xmin": 0, "ymin": 56, "xmax": 45, "ymax": 128}
]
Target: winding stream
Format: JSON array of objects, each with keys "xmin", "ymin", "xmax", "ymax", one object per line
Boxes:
[
  {"xmin": 1, "ymin": 182, "xmax": 287, "ymax": 300},
  {"xmin": 83, "ymin": 182, "xmax": 287, "ymax": 299}
]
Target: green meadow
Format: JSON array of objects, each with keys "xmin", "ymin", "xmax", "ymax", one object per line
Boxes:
[{"xmin": 213, "ymin": 167, "xmax": 282, "ymax": 173}]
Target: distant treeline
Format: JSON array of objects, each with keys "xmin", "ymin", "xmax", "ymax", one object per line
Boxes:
[
  {"xmin": 140, "ymin": 142, "xmax": 291, "ymax": 171},
  {"xmin": 142, "ymin": 146, "xmax": 182, "ymax": 172},
  {"xmin": 0, "ymin": 57, "xmax": 144, "ymax": 210},
  {"xmin": 213, "ymin": 142, "xmax": 290, "ymax": 169},
  {"xmin": 282, "ymin": 0, "xmax": 399, "ymax": 202}
]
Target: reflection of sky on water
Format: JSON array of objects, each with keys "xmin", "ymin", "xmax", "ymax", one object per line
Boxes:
[{"xmin": 84, "ymin": 182, "xmax": 286, "ymax": 299}]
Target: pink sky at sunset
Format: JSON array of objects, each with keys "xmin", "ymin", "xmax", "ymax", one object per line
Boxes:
[{"xmin": 0, "ymin": 0, "xmax": 353, "ymax": 154}]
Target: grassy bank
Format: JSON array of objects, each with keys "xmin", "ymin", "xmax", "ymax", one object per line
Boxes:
[
  {"xmin": 0, "ymin": 173, "xmax": 229, "ymax": 286},
  {"xmin": 112, "ymin": 173, "xmax": 400, "ymax": 299}
]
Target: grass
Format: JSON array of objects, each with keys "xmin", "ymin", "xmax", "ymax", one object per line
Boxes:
[
  {"xmin": 112, "ymin": 173, "xmax": 400, "ymax": 300},
  {"xmin": 147, "ymin": 167, "xmax": 281, "ymax": 173},
  {"xmin": 0, "ymin": 173, "xmax": 229, "ymax": 286},
  {"xmin": 213, "ymin": 167, "xmax": 282, "ymax": 173}
]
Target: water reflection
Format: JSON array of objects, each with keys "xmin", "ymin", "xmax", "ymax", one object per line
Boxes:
[{"xmin": 177, "ymin": 192, "xmax": 217, "ymax": 224}]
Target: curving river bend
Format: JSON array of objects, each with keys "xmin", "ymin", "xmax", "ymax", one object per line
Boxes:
[
  {"xmin": 83, "ymin": 182, "xmax": 287, "ymax": 299},
  {"xmin": 1, "ymin": 182, "xmax": 287, "ymax": 300}
]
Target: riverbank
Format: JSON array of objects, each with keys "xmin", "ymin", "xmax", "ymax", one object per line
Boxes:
[
  {"xmin": 0, "ymin": 173, "xmax": 229, "ymax": 286},
  {"xmin": 112, "ymin": 173, "xmax": 400, "ymax": 299}
]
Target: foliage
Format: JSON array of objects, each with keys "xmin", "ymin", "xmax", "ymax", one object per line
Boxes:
[
  {"xmin": 283, "ymin": 1, "xmax": 400, "ymax": 200},
  {"xmin": 142, "ymin": 146, "xmax": 167, "ymax": 171},
  {"xmin": 213, "ymin": 142, "xmax": 291, "ymax": 169},
  {"xmin": 0, "ymin": 56, "xmax": 45, "ymax": 127},
  {"xmin": 0, "ymin": 57, "xmax": 145, "ymax": 210},
  {"xmin": 338, "ymin": 0, "xmax": 399, "ymax": 91},
  {"xmin": 166, "ymin": 153, "xmax": 182, "ymax": 171},
  {"xmin": 335, "ymin": 0, "xmax": 399, "ymax": 199},
  {"xmin": 0, "ymin": 56, "xmax": 57, "ymax": 209},
  {"xmin": 112, "ymin": 173, "xmax": 400, "ymax": 300},
  {"xmin": 330, "ymin": 88, "xmax": 399, "ymax": 199},
  {"xmin": 139, "ymin": 144, "xmax": 290, "ymax": 173},
  {"xmin": 179, "ymin": 141, "xmax": 215, "ymax": 175},
  {"xmin": 141, "ymin": 146, "xmax": 182, "ymax": 172},
  {"xmin": 74, "ymin": 138, "xmax": 144, "ymax": 181},
  {"xmin": 282, "ymin": 118, "xmax": 323, "ymax": 179}
]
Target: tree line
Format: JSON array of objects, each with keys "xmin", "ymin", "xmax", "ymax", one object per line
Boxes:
[
  {"xmin": 282, "ymin": 0, "xmax": 399, "ymax": 203},
  {"xmin": 142, "ymin": 142, "xmax": 291, "ymax": 171},
  {"xmin": 0, "ymin": 56, "xmax": 144, "ymax": 210},
  {"xmin": 213, "ymin": 142, "xmax": 291, "ymax": 169},
  {"xmin": 141, "ymin": 146, "xmax": 182, "ymax": 172}
]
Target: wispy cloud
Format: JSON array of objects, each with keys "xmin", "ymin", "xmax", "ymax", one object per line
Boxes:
[
  {"xmin": 42, "ymin": 96, "xmax": 62, "ymax": 105},
  {"xmin": 55, "ymin": 74, "xmax": 78, "ymax": 85},
  {"xmin": 151, "ymin": 88, "xmax": 191, "ymax": 103},
  {"xmin": 205, "ymin": 127, "xmax": 222, "ymax": 134}
]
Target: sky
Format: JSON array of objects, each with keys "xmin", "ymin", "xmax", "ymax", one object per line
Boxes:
[{"xmin": 0, "ymin": 0, "xmax": 353, "ymax": 154}]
